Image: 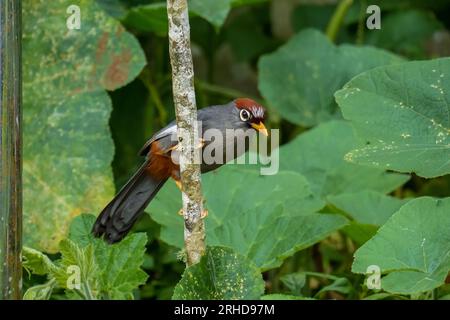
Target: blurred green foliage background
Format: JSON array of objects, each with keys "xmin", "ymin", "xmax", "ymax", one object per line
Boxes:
[{"xmin": 21, "ymin": 0, "xmax": 450, "ymax": 300}]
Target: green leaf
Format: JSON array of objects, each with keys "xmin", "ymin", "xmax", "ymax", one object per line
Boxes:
[
  {"xmin": 96, "ymin": 0, "xmax": 128, "ymax": 19},
  {"xmin": 280, "ymin": 273, "xmax": 306, "ymax": 296},
  {"xmin": 123, "ymin": 3, "xmax": 168, "ymax": 36},
  {"xmin": 149, "ymin": 166, "xmax": 348, "ymax": 270},
  {"xmin": 341, "ymin": 223, "xmax": 379, "ymax": 247},
  {"xmin": 366, "ymin": 10, "xmax": 443, "ymax": 59},
  {"xmin": 68, "ymin": 214, "xmax": 97, "ymax": 248},
  {"xmin": 231, "ymin": 0, "xmax": 268, "ymax": 5},
  {"xmin": 23, "ymin": 279, "xmax": 57, "ymax": 300},
  {"xmin": 123, "ymin": 0, "xmax": 259, "ymax": 36},
  {"xmin": 68, "ymin": 214, "xmax": 149, "ymax": 299},
  {"xmin": 336, "ymin": 57, "xmax": 450, "ymax": 178},
  {"xmin": 189, "ymin": 0, "xmax": 233, "ymax": 29},
  {"xmin": 23, "ymin": 0, "xmax": 146, "ymax": 252},
  {"xmin": 24, "ymin": 216, "xmax": 148, "ymax": 300},
  {"xmin": 316, "ymin": 277, "xmax": 352, "ymax": 296},
  {"xmin": 52, "ymin": 239, "xmax": 98, "ymax": 293},
  {"xmin": 363, "ymin": 293, "xmax": 399, "ymax": 300},
  {"xmin": 328, "ymin": 191, "xmax": 409, "ymax": 226},
  {"xmin": 292, "ymin": 4, "xmax": 335, "ymax": 32},
  {"xmin": 23, "ymin": 247, "xmax": 58, "ymax": 275},
  {"xmin": 94, "ymin": 233, "xmax": 149, "ymax": 299},
  {"xmin": 224, "ymin": 10, "xmax": 276, "ymax": 62},
  {"xmin": 279, "ymin": 121, "xmax": 409, "ymax": 198},
  {"xmin": 258, "ymin": 29, "xmax": 403, "ymax": 127},
  {"xmin": 261, "ymin": 294, "xmax": 312, "ymax": 300},
  {"xmin": 172, "ymin": 247, "xmax": 264, "ymax": 299},
  {"xmin": 352, "ymin": 197, "xmax": 450, "ymax": 294}
]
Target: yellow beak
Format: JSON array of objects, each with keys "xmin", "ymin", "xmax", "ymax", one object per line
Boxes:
[{"xmin": 251, "ymin": 122, "xmax": 268, "ymax": 137}]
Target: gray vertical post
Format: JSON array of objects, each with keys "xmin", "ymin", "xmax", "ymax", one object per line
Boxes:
[{"xmin": 0, "ymin": 0, "xmax": 22, "ymax": 300}]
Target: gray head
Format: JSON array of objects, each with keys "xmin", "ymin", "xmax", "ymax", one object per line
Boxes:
[{"xmin": 198, "ymin": 98, "xmax": 268, "ymax": 136}]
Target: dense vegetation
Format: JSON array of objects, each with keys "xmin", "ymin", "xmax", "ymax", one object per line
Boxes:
[{"xmin": 22, "ymin": 0, "xmax": 450, "ymax": 300}]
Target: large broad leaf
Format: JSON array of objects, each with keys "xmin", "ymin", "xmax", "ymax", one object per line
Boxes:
[
  {"xmin": 328, "ymin": 191, "xmax": 409, "ymax": 226},
  {"xmin": 328, "ymin": 191, "xmax": 409, "ymax": 245},
  {"xmin": 96, "ymin": 0, "xmax": 128, "ymax": 19},
  {"xmin": 279, "ymin": 121, "xmax": 409, "ymax": 198},
  {"xmin": 149, "ymin": 166, "xmax": 347, "ymax": 270},
  {"xmin": 23, "ymin": 0, "xmax": 146, "ymax": 252},
  {"xmin": 336, "ymin": 58, "xmax": 450, "ymax": 178},
  {"xmin": 172, "ymin": 247, "xmax": 264, "ymax": 299},
  {"xmin": 258, "ymin": 29, "xmax": 403, "ymax": 127},
  {"xmin": 352, "ymin": 197, "xmax": 450, "ymax": 294}
]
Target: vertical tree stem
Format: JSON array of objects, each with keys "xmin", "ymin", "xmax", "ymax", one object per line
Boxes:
[
  {"xmin": 166, "ymin": 0, "xmax": 205, "ymax": 266},
  {"xmin": 0, "ymin": 0, "xmax": 22, "ymax": 299}
]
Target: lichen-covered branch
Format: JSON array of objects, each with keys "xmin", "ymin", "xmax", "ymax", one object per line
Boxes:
[
  {"xmin": 166, "ymin": 0, "xmax": 205, "ymax": 266},
  {"xmin": 0, "ymin": 0, "xmax": 22, "ymax": 299}
]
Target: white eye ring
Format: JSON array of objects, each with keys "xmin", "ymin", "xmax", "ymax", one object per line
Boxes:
[{"xmin": 239, "ymin": 109, "xmax": 251, "ymax": 121}]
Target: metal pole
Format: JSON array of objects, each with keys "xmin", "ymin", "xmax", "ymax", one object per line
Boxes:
[{"xmin": 0, "ymin": 0, "xmax": 22, "ymax": 300}]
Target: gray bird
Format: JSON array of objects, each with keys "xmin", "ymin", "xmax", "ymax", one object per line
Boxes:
[{"xmin": 92, "ymin": 98, "xmax": 268, "ymax": 243}]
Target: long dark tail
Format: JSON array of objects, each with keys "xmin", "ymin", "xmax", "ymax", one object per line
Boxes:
[{"xmin": 92, "ymin": 160, "xmax": 167, "ymax": 243}]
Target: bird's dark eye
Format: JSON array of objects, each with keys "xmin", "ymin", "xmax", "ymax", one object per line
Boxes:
[{"xmin": 239, "ymin": 109, "xmax": 251, "ymax": 121}]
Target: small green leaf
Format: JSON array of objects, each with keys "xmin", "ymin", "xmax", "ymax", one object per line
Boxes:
[
  {"xmin": 280, "ymin": 273, "xmax": 306, "ymax": 296},
  {"xmin": 68, "ymin": 214, "xmax": 149, "ymax": 299},
  {"xmin": 316, "ymin": 277, "xmax": 352, "ymax": 296},
  {"xmin": 172, "ymin": 247, "xmax": 264, "ymax": 300},
  {"xmin": 23, "ymin": 279, "xmax": 56, "ymax": 300},
  {"xmin": 189, "ymin": 0, "xmax": 233, "ymax": 29},
  {"xmin": 123, "ymin": 3, "xmax": 168, "ymax": 36},
  {"xmin": 336, "ymin": 57, "xmax": 450, "ymax": 178},
  {"xmin": 52, "ymin": 239, "xmax": 98, "ymax": 294},
  {"xmin": 93, "ymin": 234, "xmax": 149, "ymax": 299},
  {"xmin": 258, "ymin": 29, "xmax": 403, "ymax": 126},
  {"xmin": 68, "ymin": 214, "xmax": 97, "ymax": 248},
  {"xmin": 279, "ymin": 121, "xmax": 409, "ymax": 198},
  {"xmin": 24, "ymin": 216, "xmax": 148, "ymax": 300},
  {"xmin": 23, "ymin": 247, "xmax": 58, "ymax": 275},
  {"xmin": 353, "ymin": 197, "xmax": 450, "ymax": 294}
]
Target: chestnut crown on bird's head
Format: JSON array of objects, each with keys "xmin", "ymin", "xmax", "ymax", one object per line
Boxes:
[{"xmin": 233, "ymin": 98, "xmax": 268, "ymax": 136}]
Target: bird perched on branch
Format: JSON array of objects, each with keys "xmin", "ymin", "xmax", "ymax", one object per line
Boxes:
[{"xmin": 92, "ymin": 98, "xmax": 268, "ymax": 243}]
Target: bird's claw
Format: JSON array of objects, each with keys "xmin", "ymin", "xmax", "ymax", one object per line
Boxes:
[
  {"xmin": 196, "ymin": 138, "xmax": 205, "ymax": 149},
  {"xmin": 175, "ymin": 179, "xmax": 182, "ymax": 191}
]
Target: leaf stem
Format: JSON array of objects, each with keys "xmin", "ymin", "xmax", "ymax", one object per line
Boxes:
[{"xmin": 325, "ymin": 0, "xmax": 354, "ymax": 42}]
